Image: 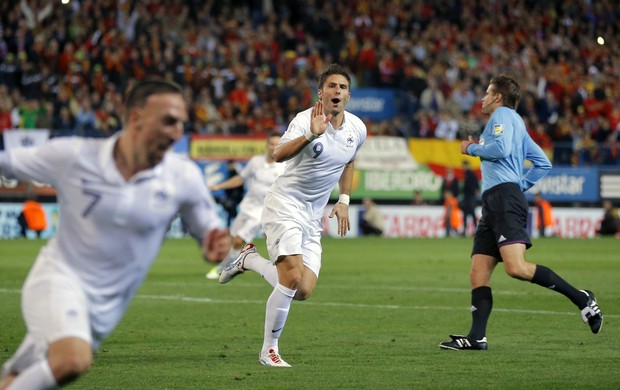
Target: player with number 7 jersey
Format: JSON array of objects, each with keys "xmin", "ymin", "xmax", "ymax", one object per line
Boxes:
[{"xmin": 0, "ymin": 79, "xmax": 230, "ymax": 389}]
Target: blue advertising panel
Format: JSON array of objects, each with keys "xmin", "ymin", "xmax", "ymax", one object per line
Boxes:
[
  {"xmin": 527, "ymin": 167, "xmax": 599, "ymax": 202},
  {"xmin": 172, "ymin": 134, "xmax": 189, "ymax": 155},
  {"xmin": 348, "ymin": 88, "xmax": 395, "ymax": 120}
]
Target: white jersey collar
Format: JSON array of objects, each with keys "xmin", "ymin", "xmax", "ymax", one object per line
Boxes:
[
  {"xmin": 100, "ymin": 131, "xmax": 163, "ymax": 184},
  {"xmin": 329, "ymin": 111, "xmax": 348, "ymax": 132}
]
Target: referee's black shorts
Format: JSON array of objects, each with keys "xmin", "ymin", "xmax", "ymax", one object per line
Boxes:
[{"xmin": 472, "ymin": 182, "xmax": 532, "ymax": 261}]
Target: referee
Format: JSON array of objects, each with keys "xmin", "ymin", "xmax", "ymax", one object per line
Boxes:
[{"xmin": 440, "ymin": 74, "xmax": 603, "ymax": 351}]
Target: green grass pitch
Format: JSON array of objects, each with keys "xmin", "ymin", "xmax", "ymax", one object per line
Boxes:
[{"xmin": 1, "ymin": 237, "xmax": 618, "ymax": 389}]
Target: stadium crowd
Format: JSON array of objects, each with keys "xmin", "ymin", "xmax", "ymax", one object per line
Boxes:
[{"xmin": 0, "ymin": 0, "xmax": 619, "ymax": 166}]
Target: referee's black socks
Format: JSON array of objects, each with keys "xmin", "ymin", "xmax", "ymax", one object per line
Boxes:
[
  {"xmin": 531, "ymin": 265, "xmax": 587, "ymax": 308},
  {"xmin": 468, "ymin": 286, "xmax": 493, "ymax": 341}
]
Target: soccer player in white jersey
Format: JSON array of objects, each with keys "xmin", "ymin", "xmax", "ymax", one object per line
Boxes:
[
  {"xmin": 205, "ymin": 132, "xmax": 285, "ymax": 279},
  {"xmin": 219, "ymin": 63, "xmax": 367, "ymax": 367},
  {"xmin": 0, "ymin": 79, "xmax": 231, "ymax": 389}
]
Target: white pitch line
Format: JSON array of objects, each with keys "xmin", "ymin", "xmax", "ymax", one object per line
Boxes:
[
  {"xmin": 136, "ymin": 293, "xmax": 619, "ymax": 317},
  {"xmin": 1, "ymin": 288, "xmax": 617, "ymax": 318},
  {"xmin": 137, "ymin": 280, "xmax": 620, "ymax": 298}
]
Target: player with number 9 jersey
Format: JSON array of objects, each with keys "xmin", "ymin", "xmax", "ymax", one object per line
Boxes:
[{"xmin": 271, "ymin": 107, "xmax": 366, "ymax": 221}]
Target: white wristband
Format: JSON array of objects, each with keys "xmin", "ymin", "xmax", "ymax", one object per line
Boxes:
[
  {"xmin": 304, "ymin": 129, "xmax": 318, "ymax": 141},
  {"xmin": 338, "ymin": 194, "xmax": 350, "ymax": 205}
]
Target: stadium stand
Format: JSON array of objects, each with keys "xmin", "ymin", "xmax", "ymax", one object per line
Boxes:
[{"xmin": 0, "ymin": 0, "xmax": 619, "ymax": 165}]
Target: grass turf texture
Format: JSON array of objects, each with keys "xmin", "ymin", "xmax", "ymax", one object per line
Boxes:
[{"xmin": 1, "ymin": 237, "xmax": 618, "ymax": 389}]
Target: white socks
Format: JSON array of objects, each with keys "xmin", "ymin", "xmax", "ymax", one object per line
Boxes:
[
  {"xmin": 244, "ymin": 252, "xmax": 278, "ymax": 287},
  {"xmin": 261, "ymin": 283, "xmax": 296, "ymax": 354},
  {"xmin": 240, "ymin": 249, "xmax": 296, "ymax": 354},
  {"xmin": 7, "ymin": 360, "xmax": 57, "ymax": 390}
]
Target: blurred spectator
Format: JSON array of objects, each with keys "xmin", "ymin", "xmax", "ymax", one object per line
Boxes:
[
  {"xmin": 229, "ymin": 113, "xmax": 250, "ymax": 135},
  {"xmin": 443, "ymin": 190, "xmax": 462, "ymax": 238},
  {"xmin": 533, "ymin": 193, "xmax": 554, "ymax": 238},
  {"xmin": 528, "ymin": 121, "xmax": 554, "ymax": 159},
  {"xmin": 600, "ymin": 133, "xmax": 619, "ymax": 165},
  {"xmin": 36, "ymin": 101, "xmax": 54, "ymax": 129},
  {"xmin": 360, "ymin": 198, "xmax": 384, "ymax": 236},
  {"xmin": 412, "ymin": 190, "xmax": 427, "ymax": 206},
  {"xmin": 420, "ymin": 78, "xmax": 445, "ymax": 114},
  {"xmin": 460, "ymin": 160, "xmax": 479, "ymax": 236},
  {"xmin": 74, "ymin": 97, "xmax": 97, "ymax": 136},
  {"xmin": 552, "ymin": 119, "xmax": 575, "ymax": 165},
  {"xmin": 0, "ymin": 53, "xmax": 19, "ymax": 89},
  {"xmin": 0, "ymin": 96, "xmax": 11, "ymax": 129},
  {"xmin": 434, "ymin": 110, "xmax": 459, "ymax": 140},
  {"xmin": 52, "ymin": 106, "xmax": 75, "ymax": 134},
  {"xmin": 17, "ymin": 98, "xmax": 45, "ymax": 129},
  {"xmin": 17, "ymin": 197, "xmax": 48, "ymax": 239},
  {"xmin": 451, "ymin": 78, "xmax": 476, "ymax": 115},
  {"xmin": 194, "ymin": 88, "xmax": 220, "ymax": 134},
  {"xmin": 228, "ymin": 80, "xmax": 252, "ymax": 115},
  {"xmin": 94, "ymin": 99, "xmax": 121, "ymax": 137},
  {"xmin": 412, "ymin": 109, "xmax": 436, "ymax": 138},
  {"xmin": 596, "ymin": 200, "xmax": 620, "ymax": 238},
  {"xmin": 575, "ymin": 131, "xmax": 598, "ymax": 166},
  {"xmin": 440, "ymin": 167, "xmax": 460, "ymax": 204}
]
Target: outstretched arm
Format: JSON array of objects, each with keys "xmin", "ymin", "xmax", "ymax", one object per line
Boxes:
[
  {"xmin": 201, "ymin": 228, "xmax": 231, "ymax": 263},
  {"xmin": 209, "ymin": 175, "xmax": 244, "ymax": 191}
]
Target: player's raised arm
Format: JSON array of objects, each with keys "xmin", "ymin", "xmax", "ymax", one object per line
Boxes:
[{"xmin": 273, "ymin": 101, "xmax": 332, "ymax": 162}]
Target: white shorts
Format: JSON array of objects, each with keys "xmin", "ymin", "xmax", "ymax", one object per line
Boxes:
[
  {"xmin": 230, "ymin": 210, "xmax": 263, "ymax": 243},
  {"xmin": 22, "ymin": 273, "xmax": 92, "ymax": 346},
  {"xmin": 3, "ymin": 273, "xmax": 92, "ymax": 376},
  {"xmin": 262, "ymin": 192, "xmax": 323, "ymax": 277}
]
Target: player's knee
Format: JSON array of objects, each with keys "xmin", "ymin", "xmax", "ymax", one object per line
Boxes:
[
  {"xmin": 469, "ymin": 269, "xmax": 491, "ymax": 287},
  {"xmin": 49, "ymin": 351, "xmax": 92, "ymax": 385},
  {"xmin": 279, "ymin": 265, "xmax": 304, "ymax": 283},
  {"xmin": 294, "ymin": 287, "xmax": 314, "ymax": 301},
  {"xmin": 504, "ymin": 263, "xmax": 529, "ymax": 281}
]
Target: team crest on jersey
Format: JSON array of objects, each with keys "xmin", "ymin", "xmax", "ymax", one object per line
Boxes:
[
  {"xmin": 154, "ymin": 190, "xmax": 168, "ymax": 201},
  {"xmin": 345, "ymin": 132, "xmax": 355, "ymax": 148},
  {"xmin": 149, "ymin": 183, "xmax": 175, "ymax": 211},
  {"xmin": 493, "ymin": 124, "xmax": 504, "ymax": 135}
]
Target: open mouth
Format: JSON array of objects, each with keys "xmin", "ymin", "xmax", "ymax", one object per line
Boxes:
[{"xmin": 331, "ymin": 98, "xmax": 341, "ymax": 104}]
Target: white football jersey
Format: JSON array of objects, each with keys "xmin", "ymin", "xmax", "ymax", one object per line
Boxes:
[
  {"xmin": 237, "ymin": 154, "xmax": 285, "ymax": 219},
  {"xmin": 0, "ymin": 134, "xmax": 222, "ymax": 336},
  {"xmin": 269, "ymin": 108, "xmax": 367, "ymax": 220}
]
